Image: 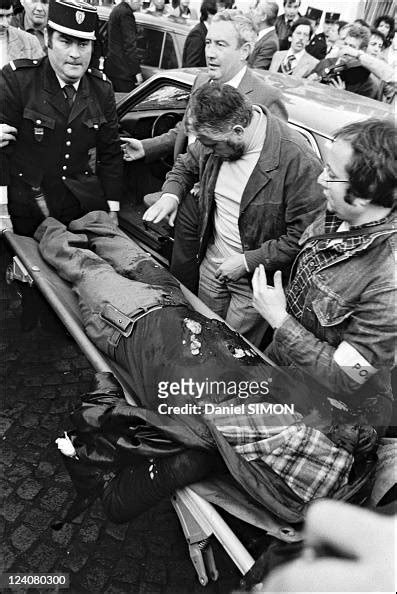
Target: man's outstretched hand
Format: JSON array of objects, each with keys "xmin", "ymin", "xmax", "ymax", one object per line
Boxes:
[{"xmin": 142, "ymin": 193, "xmax": 179, "ymax": 226}]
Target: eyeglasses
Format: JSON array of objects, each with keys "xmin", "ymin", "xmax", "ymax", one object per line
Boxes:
[{"xmin": 322, "ymin": 165, "xmax": 349, "ymax": 183}]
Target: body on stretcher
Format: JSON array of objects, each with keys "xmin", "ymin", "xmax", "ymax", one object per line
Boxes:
[{"xmin": 3, "ymin": 229, "xmax": 301, "ymax": 586}]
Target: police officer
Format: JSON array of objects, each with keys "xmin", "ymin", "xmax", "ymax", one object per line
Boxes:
[
  {"xmin": 0, "ymin": 0, "xmax": 123, "ymax": 237},
  {"xmin": 304, "ymin": 6, "xmax": 325, "ymax": 60},
  {"xmin": 0, "ymin": 0, "xmax": 123, "ymax": 330}
]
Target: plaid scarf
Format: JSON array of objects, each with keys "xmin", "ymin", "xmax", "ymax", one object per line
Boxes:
[{"xmin": 214, "ymin": 411, "xmax": 353, "ymax": 503}]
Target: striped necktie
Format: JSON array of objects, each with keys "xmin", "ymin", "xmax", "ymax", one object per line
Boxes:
[{"xmin": 283, "ymin": 54, "xmax": 296, "ymax": 74}]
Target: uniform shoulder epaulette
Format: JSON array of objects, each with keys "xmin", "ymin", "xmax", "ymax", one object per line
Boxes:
[
  {"xmin": 9, "ymin": 57, "xmax": 43, "ymax": 71},
  {"xmin": 87, "ymin": 67, "xmax": 109, "ymax": 83}
]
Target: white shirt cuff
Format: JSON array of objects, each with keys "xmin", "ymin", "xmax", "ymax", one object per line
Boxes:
[
  {"xmin": 243, "ymin": 254, "xmax": 250, "ymax": 273},
  {"xmin": 107, "ymin": 200, "xmax": 120, "ymax": 212},
  {"xmin": 0, "ymin": 186, "xmax": 8, "ymax": 204}
]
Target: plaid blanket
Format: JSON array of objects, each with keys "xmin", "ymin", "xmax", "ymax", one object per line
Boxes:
[{"xmin": 213, "ymin": 411, "xmax": 353, "ymax": 503}]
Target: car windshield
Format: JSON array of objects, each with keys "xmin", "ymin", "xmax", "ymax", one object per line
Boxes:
[{"xmin": 133, "ymin": 85, "xmax": 190, "ymax": 111}]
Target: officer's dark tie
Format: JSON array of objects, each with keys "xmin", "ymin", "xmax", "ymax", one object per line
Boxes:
[{"xmin": 63, "ymin": 84, "xmax": 76, "ymax": 109}]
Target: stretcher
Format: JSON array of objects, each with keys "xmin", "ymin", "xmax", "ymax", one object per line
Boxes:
[{"xmin": 3, "ymin": 229, "xmax": 302, "ymax": 586}]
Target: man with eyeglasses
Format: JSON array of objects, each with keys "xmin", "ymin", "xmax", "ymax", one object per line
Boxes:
[{"xmin": 253, "ymin": 118, "xmax": 396, "ymax": 437}]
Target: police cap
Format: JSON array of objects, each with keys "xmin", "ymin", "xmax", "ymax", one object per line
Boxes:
[
  {"xmin": 48, "ymin": 0, "xmax": 97, "ymax": 41},
  {"xmin": 325, "ymin": 12, "xmax": 340, "ymax": 23},
  {"xmin": 305, "ymin": 7, "xmax": 322, "ymax": 23}
]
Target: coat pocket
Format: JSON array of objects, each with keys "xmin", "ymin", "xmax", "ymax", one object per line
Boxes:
[
  {"xmin": 312, "ymin": 292, "xmax": 354, "ymax": 327},
  {"xmin": 23, "ymin": 108, "xmax": 55, "ymax": 143}
]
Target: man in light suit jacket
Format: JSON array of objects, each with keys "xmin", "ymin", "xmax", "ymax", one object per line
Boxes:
[
  {"xmin": 248, "ymin": 0, "xmax": 279, "ymax": 70},
  {"xmin": 123, "ymin": 10, "xmax": 288, "ymax": 293},
  {"xmin": 270, "ymin": 17, "xmax": 319, "ymax": 78}
]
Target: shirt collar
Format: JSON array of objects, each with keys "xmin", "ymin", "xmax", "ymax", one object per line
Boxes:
[
  {"xmin": 225, "ymin": 65, "xmax": 247, "ymax": 88},
  {"xmin": 258, "ymin": 26, "xmax": 275, "ymax": 41},
  {"xmin": 55, "ymin": 73, "xmax": 80, "ymax": 91}
]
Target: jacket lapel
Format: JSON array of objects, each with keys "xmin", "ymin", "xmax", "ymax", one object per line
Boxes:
[
  {"xmin": 237, "ymin": 68, "xmax": 254, "ymax": 98},
  {"xmin": 240, "ymin": 107, "xmax": 280, "ymax": 212},
  {"xmin": 68, "ymin": 74, "xmax": 89, "ymax": 124}
]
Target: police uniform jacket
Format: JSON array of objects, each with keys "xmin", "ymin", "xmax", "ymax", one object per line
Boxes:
[
  {"xmin": 306, "ymin": 32, "xmax": 327, "ymax": 61},
  {"xmin": 0, "ymin": 57, "xmax": 123, "ymax": 224}
]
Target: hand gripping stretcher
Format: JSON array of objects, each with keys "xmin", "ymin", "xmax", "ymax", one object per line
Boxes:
[{"xmin": 4, "ymin": 229, "xmax": 302, "ymax": 586}]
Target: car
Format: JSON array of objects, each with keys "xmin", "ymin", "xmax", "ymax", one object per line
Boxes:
[
  {"xmin": 115, "ymin": 67, "xmax": 393, "ymax": 260},
  {"xmin": 93, "ymin": 2, "xmax": 197, "ymax": 79}
]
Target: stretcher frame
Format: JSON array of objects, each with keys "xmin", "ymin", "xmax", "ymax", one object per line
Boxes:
[{"xmin": 3, "ymin": 229, "xmax": 299, "ymax": 586}]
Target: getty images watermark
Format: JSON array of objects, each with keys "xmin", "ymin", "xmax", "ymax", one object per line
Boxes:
[{"xmin": 156, "ymin": 378, "xmax": 295, "ymax": 415}]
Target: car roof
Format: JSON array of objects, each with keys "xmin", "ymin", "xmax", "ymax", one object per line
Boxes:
[
  {"xmin": 96, "ymin": 5, "xmax": 197, "ymax": 34},
  {"xmin": 149, "ymin": 68, "xmax": 393, "ymax": 140}
]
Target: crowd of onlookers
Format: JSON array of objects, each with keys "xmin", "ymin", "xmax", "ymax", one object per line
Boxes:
[{"xmin": 1, "ymin": 0, "xmax": 395, "ymax": 103}]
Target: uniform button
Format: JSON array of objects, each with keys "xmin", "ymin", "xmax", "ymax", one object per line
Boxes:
[
  {"xmin": 93, "ymin": 124, "xmax": 99, "ymax": 130},
  {"xmin": 19, "ymin": 172, "xmax": 23, "ymax": 177},
  {"xmin": 36, "ymin": 119, "xmax": 42, "ymax": 124},
  {"xmin": 62, "ymin": 165, "xmax": 67, "ymax": 170},
  {"xmin": 88, "ymin": 68, "xmax": 92, "ymax": 73},
  {"xmin": 67, "ymin": 128, "xmax": 72, "ymax": 134},
  {"xmin": 65, "ymin": 154, "xmax": 70, "ymax": 159},
  {"xmin": 61, "ymin": 176, "xmax": 66, "ymax": 180},
  {"xmin": 66, "ymin": 141, "xmax": 71, "ymax": 146}
]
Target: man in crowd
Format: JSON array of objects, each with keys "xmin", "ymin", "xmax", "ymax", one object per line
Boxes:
[
  {"xmin": 11, "ymin": 0, "xmax": 48, "ymax": 52},
  {"xmin": 182, "ymin": 0, "xmax": 218, "ymax": 67},
  {"xmin": 105, "ymin": 0, "xmax": 143, "ymax": 92},
  {"xmin": 0, "ymin": 0, "xmax": 43, "ymax": 67},
  {"xmin": 270, "ymin": 17, "xmax": 319, "ymax": 77},
  {"xmin": 367, "ymin": 27, "xmax": 386, "ymax": 58},
  {"xmin": 147, "ymin": 0, "xmax": 170, "ymax": 16},
  {"xmin": 253, "ymin": 117, "xmax": 395, "ymax": 434},
  {"xmin": 123, "ymin": 10, "xmax": 287, "ymax": 294},
  {"xmin": 324, "ymin": 15, "xmax": 343, "ymax": 58},
  {"xmin": 142, "ymin": 83, "xmax": 323, "ymax": 345},
  {"xmin": 0, "ymin": 0, "xmax": 123, "ymax": 327},
  {"xmin": 274, "ymin": 0, "xmax": 301, "ymax": 51},
  {"xmin": 308, "ymin": 23, "xmax": 378, "ymax": 98},
  {"xmin": 248, "ymin": 0, "xmax": 279, "ymax": 70}
]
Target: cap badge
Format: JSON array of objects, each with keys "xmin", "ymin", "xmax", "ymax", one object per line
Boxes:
[{"xmin": 75, "ymin": 10, "xmax": 85, "ymax": 24}]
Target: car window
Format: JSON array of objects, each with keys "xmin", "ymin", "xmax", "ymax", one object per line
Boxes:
[
  {"xmin": 131, "ymin": 85, "xmax": 190, "ymax": 112},
  {"xmin": 137, "ymin": 25, "xmax": 164, "ymax": 67},
  {"xmin": 160, "ymin": 32, "xmax": 178, "ymax": 69}
]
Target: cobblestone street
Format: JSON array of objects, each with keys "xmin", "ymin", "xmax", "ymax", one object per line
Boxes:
[{"xmin": 0, "ymin": 243, "xmax": 242, "ymax": 594}]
